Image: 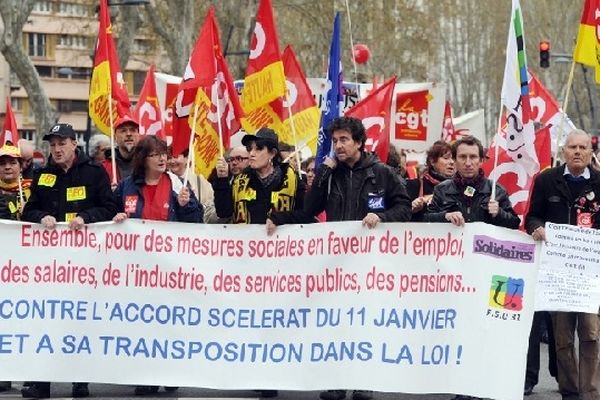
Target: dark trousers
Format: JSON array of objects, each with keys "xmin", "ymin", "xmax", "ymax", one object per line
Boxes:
[{"xmin": 526, "ymin": 311, "xmax": 558, "ymax": 387}]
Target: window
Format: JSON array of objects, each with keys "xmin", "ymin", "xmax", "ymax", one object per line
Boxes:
[
  {"xmin": 35, "ymin": 65, "xmax": 53, "ymax": 77},
  {"xmin": 57, "ymin": 100, "xmax": 89, "ymax": 113},
  {"xmin": 11, "ymin": 98, "xmax": 22, "ymax": 111},
  {"xmin": 58, "ymin": 35, "xmax": 89, "ymax": 49},
  {"xmin": 57, "ymin": 3, "xmax": 89, "ymax": 17},
  {"xmin": 32, "ymin": 1, "xmax": 52, "ymax": 13},
  {"xmin": 133, "ymin": 39, "xmax": 153, "ymax": 54},
  {"xmin": 28, "ymin": 33, "xmax": 47, "ymax": 57},
  {"xmin": 133, "ymin": 70, "xmax": 146, "ymax": 94}
]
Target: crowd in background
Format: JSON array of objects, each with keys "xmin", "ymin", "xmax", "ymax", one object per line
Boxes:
[{"xmin": 0, "ymin": 114, "xmax": 598, "ymax": 400}]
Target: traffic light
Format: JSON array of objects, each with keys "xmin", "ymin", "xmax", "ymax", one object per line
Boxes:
[{"xmin": 539, "ymin": 41, "xmax": 550, "ymax": 68}]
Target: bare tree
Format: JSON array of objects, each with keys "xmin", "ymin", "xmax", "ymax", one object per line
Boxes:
[{"xmin": 0, "ymin": 0, "xmax": 57, "ymax": 148}]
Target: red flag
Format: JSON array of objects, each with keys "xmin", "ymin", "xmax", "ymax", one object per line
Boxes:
[
  {"xmin": 1, "ymin": 98, "xmax": 19, "ymax": 146},
  {"xmin": 133, "ymin": 65, "xmax": 164, "ymax": 138},
  {"xmin": 395, "ymin": 90, "xmax": 431, "ymax": 141},
  {"xmin": 89, "ymin": 0, "xmax": 130, "ymax": 135},
  {"xmin": 241, "ymin": 0, "xmax": 286, "ymax": 114},
  {"xmin": 483, "ymin": 124, "xmax": 551, "ymax": 226},
  {"xmin": 345, "ymin": 76, "xmax": 396, "ymax": 161},
  {"xmin": 171, "ymin": 7, "xmax": 243, "ymax": 177},
  {"xmin": 441, "ymin": 101, "xmax": 457, "ymax": 142}
]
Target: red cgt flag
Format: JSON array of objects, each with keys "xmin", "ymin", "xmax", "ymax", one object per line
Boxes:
[
  {"xmin": 345, "ymin": 76, "xmax": 396, "ymax": 161},
  {"xmin": 441, "ymin": 100, "xmax": 457, "ymax": 142},
  {"xmin": 240, "ymin": 0, "xmax": 286, "ymax": 115},
  {"xmin": 171, "ymin": 7, "xmax": 242, "ymax": 178},
  {"xmin": 89, "ymin": 0, "xmax": 130, "ymax": 136},
  {"xmin": 133, "ymin": 65, "xmax": 164, "ymax": 139},
  {"xmin": 1, "ymin": 98, "xmax": 19, "ymax": 146}
]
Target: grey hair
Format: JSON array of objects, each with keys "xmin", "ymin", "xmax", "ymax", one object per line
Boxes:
[{"xmin": 88, "ymin": 134, "xmax": 110, "ymax": 157}]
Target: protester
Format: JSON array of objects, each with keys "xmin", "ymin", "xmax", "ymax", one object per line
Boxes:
[
  {"xmin": 0, "ymin": 144, "xmax": 31, "ymax": 220},
  {"xmin": 424, "ymin": 135, "xmax": 519, "ymax": 400},
  {"xmin": 114, "ymin": 136, "xmax": 202, "ymax": 225},
  {"xmin": 279, "ymin": 142, "xmax": 300, "ymax": 171},
  {"xmin": 524, "ymin": 311, "xmax": 557, "ymax": 395},
  {"xmin": 301, "ymin": 156, "xmax": 316, "ymax": 190},
  {"xmin": 88, "ymin": 134, "xmax": 111, "ymax": 164},
  {"xmin": 167, "ymin": 148, "xmax": 217, "ymax": 223},
  {"xmin": 424, "ymin": 135, "xmax": 520, "ymax": 229},
  {"xmin": 17, "ymin": 139, "xmax": 37, "ymax": 179},
  {"xmin": 406, "ymin": 140, "xmax": 454, "ymax": 221},
  {"xmin": 226, "ymin": 145, "xmax": 250, "ymax": 178},
  {"xmin": 21, "ymin": 123, "xmax": 118, "ymax": 399},
  {"xmin": 212, "ymin": 127, "xmax": 304, "ymax": 226},
  {"xmin": 267, "ymin": 116, "xmax": 412, "ymax": 400},
  {"xmin": 102, "ymin": 114, "xmax": 140, "ymax": 186},
  {"xmin": 525, "ymin": 129, "xmax": 600, "ymax": 400}
]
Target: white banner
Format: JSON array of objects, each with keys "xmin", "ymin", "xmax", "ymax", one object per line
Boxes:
[
  {"xmin": 1, "ymin": 221, "xmax": 536, "ymax": 400},
  {"xmin": 536, "ymin": 222, "xmax": 600, "ymax": 313}
]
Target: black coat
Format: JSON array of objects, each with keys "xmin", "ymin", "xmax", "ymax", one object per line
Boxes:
[
  {"xmin": 424, "ymin": 177, "xmax": 520, "ymax": 229},
  {"xmin": 212, "ymin": 163, "xmax": 304, "ymax": 224},
  {"xmin": 22, "ymin": 151, "xmax": 117, "ymax": 223},
  {"xmin": 271, "ymin": 152, "xmax": 411, "ymax": 224},
  {"xmin": 525, "ymin": 165, "xmax": 600, "ymax": 232}
]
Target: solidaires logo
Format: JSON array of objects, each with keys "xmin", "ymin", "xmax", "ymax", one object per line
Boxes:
[{"xmin": 488, "ymin": 275, "xmax": 524, "ymax": 311}]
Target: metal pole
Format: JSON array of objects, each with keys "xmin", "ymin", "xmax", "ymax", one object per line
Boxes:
[{"xmin": 581, "ymin": 65, "xmax": 597, "ymax": 135}]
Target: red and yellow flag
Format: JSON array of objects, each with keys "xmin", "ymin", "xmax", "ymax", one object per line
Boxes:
[
  {"xmin": 574, "ymin": 0, "xmax": 600, "ymax": 83},
  {"xmin": 1, "ymin": 97, "xmax": 19, "ymax": 146},
  {"xmin": 242, "ymin": 46, "xmax": 320, "ymax": 153},
  {"xmin": 241, "ymin": 0, "xmax": 286, "ymax": 114},
  {"xmin": 173, "ymin": 7, "xmax": 242, "ymax": 178},
  {"xmin": 89, "ymin": 0, "xmax": 130, "ymax": 135}
]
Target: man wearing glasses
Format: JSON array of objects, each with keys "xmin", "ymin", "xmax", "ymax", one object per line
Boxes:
[{"xmin": 226, "ymin": 145, "xmax": 250, "ymax": 178}]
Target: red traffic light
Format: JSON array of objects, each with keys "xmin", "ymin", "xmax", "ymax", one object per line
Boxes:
[
  {"xmin": 539, "ymin": 41, "xmax": 550, "ymax": 51},
  {"xmin": 539, "ymin": 41, "xmax": 550, "ymax": 68}
]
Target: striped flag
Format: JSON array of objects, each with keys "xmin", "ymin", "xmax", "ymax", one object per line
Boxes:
[{"xmin": 500, "ymin": 0, "xmax": 538, "ymax": 176}]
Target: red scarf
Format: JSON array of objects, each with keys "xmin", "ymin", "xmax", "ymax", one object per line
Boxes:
[{"xmin": 141, "ymin": 173, "xmax": 171, "ymax": 221}]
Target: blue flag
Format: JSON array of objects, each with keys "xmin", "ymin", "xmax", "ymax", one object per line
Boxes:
[{"xmin": 315, "ymin": 13, "xmax": 343, "ymax": 167}]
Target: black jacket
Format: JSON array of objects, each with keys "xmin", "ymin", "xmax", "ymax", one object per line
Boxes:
[
  {"xmin": 424, "ymin": 177, "xmax": 520, "ymax": 229},
  {"xmin": 212, "ymin": 163, "xmax": 304, "ymax": 224},
  {"xmin": 22, "ymin": 151, "xmax": 117, "ymax": 223},
  {"xmin": 525, "ymin": 165, "xmax": 600, "ymax": 232},
  {"xmin": 271, "ymin": 152, "xmax": 411, "ymax": 224}
]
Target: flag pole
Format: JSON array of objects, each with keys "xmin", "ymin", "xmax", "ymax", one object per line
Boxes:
[
  {"xmin": 553, "ymin": 59, "xmax": 577, "ymax": 165},
  {"xmin": 344, "ymin": 0, "xmax": 361, "ymax": 102},
  {"xmin": 183, "ymin": 102, "xmax": 199, "ymax": 189},
  {"xmin": 284, "ymin": 94, "xmax": 303, "ymax": 170},
  {"xmin": 490, "ymin": 101, "xmax": 505, "ymax": 200},
  {"xmin": 108, "ymin": 84, "xmax": 117, "ymax": 187}
]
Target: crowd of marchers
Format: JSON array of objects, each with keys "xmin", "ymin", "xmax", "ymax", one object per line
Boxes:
[{"xmin": 0, "ymin": 114, "xmax": 598, "ymax": 400}]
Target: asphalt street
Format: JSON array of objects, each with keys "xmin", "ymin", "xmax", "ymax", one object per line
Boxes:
[{"xmin": 1, "ymin": 343, "xmax": 559, "ymax": 400}]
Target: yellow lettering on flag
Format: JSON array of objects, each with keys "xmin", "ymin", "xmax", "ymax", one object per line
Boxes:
[{"xmin": 241, "ymin": 61, "xmax": 286, "ymax": 113}]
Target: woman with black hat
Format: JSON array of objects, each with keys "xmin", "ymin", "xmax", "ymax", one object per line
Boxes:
[{"xmin": 212, "ymin": 128, "xmax": 305, "ymax": 225}]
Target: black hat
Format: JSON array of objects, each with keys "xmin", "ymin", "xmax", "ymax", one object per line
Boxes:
[
  {"xmin": 43, "ymin": 123, "xmax": 76, "ymax": 141},
  {"xmin": 241, "ymin": 127, "xmax": 279, "ymax": 148}
]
